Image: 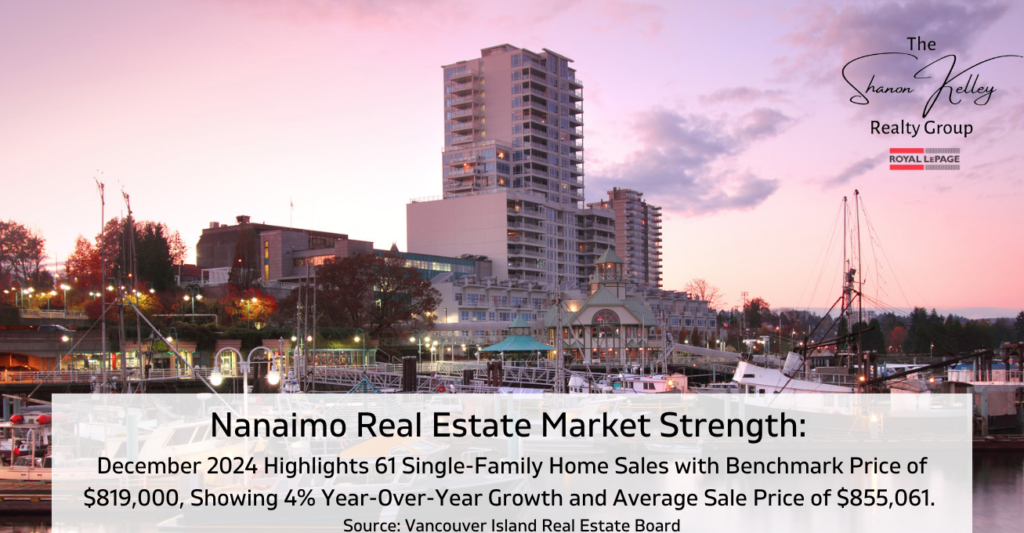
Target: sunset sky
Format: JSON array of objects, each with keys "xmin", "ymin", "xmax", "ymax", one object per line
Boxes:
[{"xmin": 2, "ymin": 0, "xmax": 1022, "ymax": 317}]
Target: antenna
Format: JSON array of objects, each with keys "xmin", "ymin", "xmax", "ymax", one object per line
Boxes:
[
  {"xmin": 290, "ymin": 199, "xmax": 294, "ymax": 228},
  {"xmin": 94, "ymin": 175, "xmax": 107, "ymax": 387},
  {"xmin": 122, "ymin": 189, "xmax": 138, "ymax": 389}
]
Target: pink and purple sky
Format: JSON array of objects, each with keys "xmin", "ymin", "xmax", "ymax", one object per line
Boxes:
[{"xmin": 2, "ymin": 0, "xmax": 1022, "ymax": 317}]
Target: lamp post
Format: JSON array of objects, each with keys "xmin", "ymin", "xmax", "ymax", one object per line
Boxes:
[
  {"xmin": 61, "ymin": 330, "xmax": 74, "ymax": 371},
  {"xmin": 353, "ymin": 328, "xmax": 367, "ymax": 366},
  {"xmin": 183, "ymin": 285, "xmax": 202, "ymax": 322},
  {"xmin": 60, "ymin": 284, "xmax": 71, "ymax": 318},
  {"xmin": 240, "ymin": 288, "xmax": 258, "ymax": 329},
  {"xmin": 166, "ymin": 327, "xmax": 179, "ymax": 375},
  {"xmin": 242, "ymin": 347, "xmax": 279, "ymax": 403},
  {"xmin": 409, "ymin": 331, "xmax": 431, "ymax": 362}
]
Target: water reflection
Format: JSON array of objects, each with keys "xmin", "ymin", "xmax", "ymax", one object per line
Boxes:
[{"xmin": 973, "ymin": 452, "xmax": 1024, "ymax": 532}]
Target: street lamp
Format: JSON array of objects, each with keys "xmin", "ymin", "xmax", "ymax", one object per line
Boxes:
[
  {"xmin": 60, "ymin": 331, "xmax": 74, "ymax": 370},
  {"xmin": 241, "ymin": 288, "xmax": 258, "ymax": 328},
  {"xmin": 353, "ymin": 328, "xmax": 367, "ymax": 365},
  {"xmin": 243, "ymin": 347, "xmax": 279, "ymax": 399},
  {"xmin": 166, "ymin": 327, "xmax": 179, "ymax": 375},
  {"xmin": 60, "ymin": 284, "xmax": 71, "ymax": 318},
  {"xmin": 183, "ymin": 285, "xmax": 202, "ymax": 322},
  {"xmin": 409, "ymin": 331, "xmax": 431, "ymax": 361}
]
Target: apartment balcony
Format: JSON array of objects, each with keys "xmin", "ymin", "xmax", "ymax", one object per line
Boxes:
[
  {"xmin": 569, "ymin": 152, "xmax": 584, "ymax": 163},
  {"xmin": 449, "ymin": 68, "xmax": 480, "ymax": 82},
  {"xmin": 449, "ymin": 94, "xmax": 484, "ymax": 107},
  {"xmin": 507, "ymin": 206, "xmax": 545, "ymax": 218},
  {"xmin": 527, "ymin": 99, "xmax": 549, "ymax": 113},
  {"xmin": 568, "ymin": 77, "xmax": 583, "ymax": 88},
  {"xmin": 568, "ymin": 114, "xmax": 584, "ymax": 126},
  {"xmin": 444, "ymin": 181, "xmax": 477, "ymax": 191},
  {"xmin": 528, "ymin": 87, "xmax": 548, "ymax": 98},
  {"xmin": 450, "ymin": 133, "xmax": 484, "ymax": 145},
  {"xmin": 448, "ymin": 80, "xmax": 484, "ymax": 93},
  {"xmin": 446, "ymin": 165, "xmax": 485, "ymax": 177},
  {"xmin": 450, "ymin": 120, "xmax": 483, "ymax": 134},
  {"xmin": 449, "ymin": 107, "xmax": 483, "ymax": 120},
  {"xmin": 508, "ymin": 235, "xmax": 545, "ymax": 245},
  {"xmin": 507, "ymin": 220, "xmax": 544, "ymax": 232},
  {"xmin": 508, "ymin": 247, "xmax": 544, "ymax": 258}
]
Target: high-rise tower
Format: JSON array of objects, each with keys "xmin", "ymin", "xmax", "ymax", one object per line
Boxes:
[
  {"xmin": 409, "ymin": 45, "xmax": 613, "ymax": 288},
  {"xmin": 588, "ymin": 188, "xmax": 663, "ymax": 288}
]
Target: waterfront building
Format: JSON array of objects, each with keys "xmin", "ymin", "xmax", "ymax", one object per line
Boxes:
[
  {"xmin": 542, "ymin": 249, "xmax": 719, "ymax": 365},
  {"xmin": 588, "ymin": 188, "xmax": 663, "ymax": 288},
  {"xmin": 408, "ymin": 44, "xmax": 614, "ymax": 288},
  {"xmin": 194, "ymin": 217, "xmax": 488, "ymax": 288}
]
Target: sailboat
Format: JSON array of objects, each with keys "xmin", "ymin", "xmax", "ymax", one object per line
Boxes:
[{"xmin": 680, "ymin": 191, "xmax": 886, "ymax": 395}]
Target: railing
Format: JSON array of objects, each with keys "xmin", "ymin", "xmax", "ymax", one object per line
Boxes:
[
  {"xmin": 19, "ymin": 309, "xmax": 88, "ymax": 320},
  {"xmin": 947, "ymin": 369, "xmax": 1024, "ymax": 383},
  {"xmin": 449, "ymin": 95, "xmax": 483, "ymax": 106},
  {"xmin": 449, "ymin": 108, "xmax": 482, "ymax": 119},
  {"xmin": 448, "ymin": 81, "xmax": 483, "ymax": 92},
  {"xmin": 0, "ymin": 367, "xmax": 209, "ymax": 384},
  {"xmin": 450, "ymin": 120, "xmax": 482, "ymax": 132},
  {"xmin": 450, "ymin": 134, "xmax": 483, "ymax": 144}
]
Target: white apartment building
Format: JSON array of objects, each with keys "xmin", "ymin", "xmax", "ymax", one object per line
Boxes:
[{"xmin": 408, "ymin": 44, "xmax": 613, "ymax": 289}]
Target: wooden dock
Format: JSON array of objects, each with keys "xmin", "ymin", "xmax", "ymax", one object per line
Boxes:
[{"xmin": 0, "ymin": 481, "xmax": 51, "ymax": 513}]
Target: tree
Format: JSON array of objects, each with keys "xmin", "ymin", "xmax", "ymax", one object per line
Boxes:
[
  {"xmin": 135, "ymin": 221, "xmax": 176, "ymax": 291},
  {"xmin": 1016, "ymin": 311, "xmax": 1024, "ymax": 342},
  {"xmin": 0, "ymin": 220, "xmax": 46, "ymax": 287},
  {"xmin": 168, "ymin": 230, "xmax": 188, "ymax": 266},
  {"xmin": 226, "ymin": 289, "xmax": 278, "ymax": 327},
  {"xmin": 228, "ymin": 222, "xmax": 261, "ymax": 291},
  {"xmin": 308, "ymin": 252, "xmax": 441, "ymax": 338},
  {"xmin": 684, "ymin": 278, "xmax": 723, "ymax": 309},
  {"xmin": 743, "ymin": 297, "xmax": 769, "ymax": 330},
  {"xmin": 65, "ymin": 235, "xmax": 102, "ymax": 290}
]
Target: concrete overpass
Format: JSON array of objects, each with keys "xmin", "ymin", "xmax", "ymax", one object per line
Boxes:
[{"xmin": 0, "ymin": 328, "xmax": 104, "ymax": 370}]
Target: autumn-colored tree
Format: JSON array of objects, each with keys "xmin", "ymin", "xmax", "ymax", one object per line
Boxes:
[
  {"xmin": 226, "ymin": 289, "xmax": 278, "ymax": 327},
  {"xmin": 0, "ymin": 220, "xmax": 47, "ymax": 287},
  {"xmin": 743, "ymin": 297, "xmax": 770, "ymax": 330},
  {"xmin": 888, "ymin": 325, "xmax": 908, "ymax": 353},
  {"xmin": 168, "ymin": 230, "xmax": 188, "ymax": 266},
  {"xmin": 93, "ymin": 217, "xmax": 181, "ymax": 291},
  {"xmin": 300, "ymin": 252, "xmax": 441, "ymax": 339},
  {"xmin": 65, "ymin": 235, "xmax": 102, "ymax": 290},
  {"xmin": 683, "ymin": 278, "xmax": 723, "ymax": 309}
]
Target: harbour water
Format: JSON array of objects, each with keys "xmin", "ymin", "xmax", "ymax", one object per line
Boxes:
[{"xmin": 3, "ymin": 452, "xmax": 1021, "ymax": 532}]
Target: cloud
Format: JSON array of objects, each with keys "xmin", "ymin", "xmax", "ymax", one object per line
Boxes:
[
  {"xmin": 777, "ymin": 1, "xmax": 1010, "ymax": 115},
  {"xmin": 588, "ymin": 106, "xmax": 792, "ymax": 215},
  {"xmin": 782, "ymin": 1, "xmax": 1009, "ymax": 77},
  {"xmin": 822, "ymin": 156, "xmax": 881, "ymax": 189},
  {"xmin": 699, "ymin": 87, "xmax": 788, "ymax": 105}
]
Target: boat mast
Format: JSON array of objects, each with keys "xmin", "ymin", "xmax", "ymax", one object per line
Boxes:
[
  {"xmin": 855, "ymin": 190, "xmax": 864, "ymax": 388},
  {"xmin": 95, "ymin": 178, "xmax": 106, "ymax": 383}
]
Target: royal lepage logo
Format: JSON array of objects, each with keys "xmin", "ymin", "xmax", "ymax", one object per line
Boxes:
[{"xmin": 889, "ymin": 148, "xmax": 960, "ymax": 170}]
